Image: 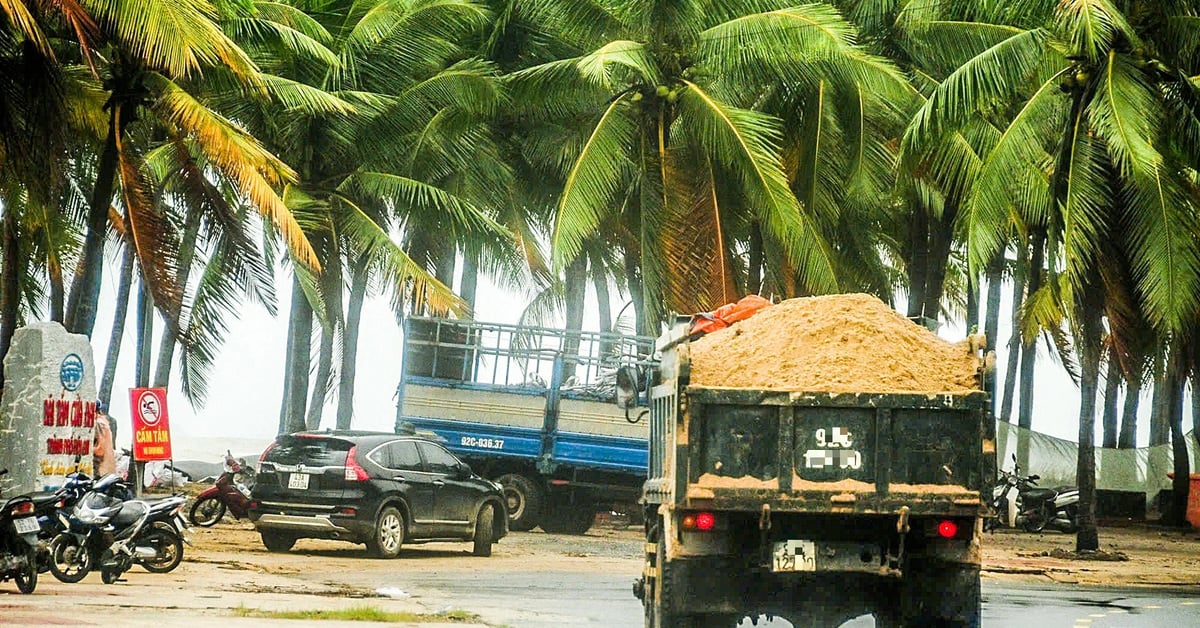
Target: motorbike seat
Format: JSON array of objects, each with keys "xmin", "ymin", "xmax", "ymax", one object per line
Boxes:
[
  {"xmin": 1023, "ymin": 488, "xmax": 1057, "ymax": 502},
  {"xmin": 27, "ymin": 491, "xmax": 61, "ymax": 507},
  {"xmin": 113, "ymin": 501, "xmax": 149, "ymax": 527}
]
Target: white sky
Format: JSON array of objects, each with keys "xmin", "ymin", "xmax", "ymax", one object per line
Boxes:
[{"xmin": 87, "ymin": 252, "xmax": 1159, "ymax": 462}]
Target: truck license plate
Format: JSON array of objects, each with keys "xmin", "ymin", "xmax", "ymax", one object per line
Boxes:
[
  {"xmin": 288, "ymin": 473, "xmax": 310, "ymax": 490},
  {"xmin": 772, "ymin": 540, "xmax": 816, "ymax": 572},
  {"xmin": 13, "ymin": 516, "xmax": 39, "ymax": 535}
]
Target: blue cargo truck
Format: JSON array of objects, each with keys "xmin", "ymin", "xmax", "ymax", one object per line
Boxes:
[{"xmin": 395, "ymin": 316, "xmax": 655, "ymax": 534}]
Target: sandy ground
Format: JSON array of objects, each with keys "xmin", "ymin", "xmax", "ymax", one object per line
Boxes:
[
  {"xmin": 4, "ymin": 509, "xmax": 1196, "ymax": 627},
  {"xmin": 183, "ymin": 511, "xmax": 1200, "ymax": 590}
]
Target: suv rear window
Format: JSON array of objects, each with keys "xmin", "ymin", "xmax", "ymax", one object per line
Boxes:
[{"xmin": 265, "ymin": 436, "xmax": 352, "ymax": 466}]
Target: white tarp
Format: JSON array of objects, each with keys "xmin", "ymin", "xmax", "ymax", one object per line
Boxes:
[{"xmin": 995, "ymin": 421, "xmax": 1200, "ymax": 505}]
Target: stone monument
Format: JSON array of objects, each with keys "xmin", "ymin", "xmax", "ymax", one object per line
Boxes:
[{"xmin": 0, "ymin": 322, "xmax": 98, "ymax": 494}]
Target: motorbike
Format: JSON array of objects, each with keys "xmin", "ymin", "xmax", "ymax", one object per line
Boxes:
[
  {"xmin": 986, "ymin": 463, "xmax": 1039, "ymax": 531},
  {"xmin": 189, "ymin": 450, "xmax": 255, "ymax": 527},
  {"xmin": 47, "ymin": 474, "xmax": 188, "ymax": 584},
  {"xmin": 988, "ymin": 455, "xmax": 1079, "ymax": 533},
  {"xmin": 29, "ymin": 469, "xmax": 97, "ymax": 573},
  {"xmin": 0, "ymin": 468, "xmax": 40, "ymax": 593}
]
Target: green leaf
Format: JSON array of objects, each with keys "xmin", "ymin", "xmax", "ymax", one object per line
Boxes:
[
  {"xmin": 676, "ymin": 80, "xmax": 837, "ymax": 293},
  {"xmin": 550, "ymin": 93, "xmax": 639, "ymax": 269}
]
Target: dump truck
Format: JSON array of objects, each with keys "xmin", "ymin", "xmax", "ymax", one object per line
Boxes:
[
  {"xmin": 395, "ymin": 316, "xmax": 655, "ymax": 534},
  {"xmin": 632, "ymin": 297, "xmax": 992, "ymax": 627}
]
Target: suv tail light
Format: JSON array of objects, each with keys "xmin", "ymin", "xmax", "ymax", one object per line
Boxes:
[
  {"xmin": 344, "ymin": 446, "xmax": 370, "ymax": 481},
  {"xmin": 259, "ymin": 441, "xmax": 278, "ymax": 463}
]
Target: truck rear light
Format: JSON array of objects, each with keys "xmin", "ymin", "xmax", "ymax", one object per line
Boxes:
[
  {"xmin": 682, "ymin": 511, "xmax": 716, "ymax": 532},
  {"xmin": 344, "ymin": 446, "xmax": 370, "ymax": 481},
  {"xmin": 937, "ymin": 520, "xmax": 959, "ymax": 539}
]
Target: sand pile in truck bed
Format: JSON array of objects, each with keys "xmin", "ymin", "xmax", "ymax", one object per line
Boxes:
[{"xmin": 689, "ymin": 293, "xmax": 982, "ymax": 394}]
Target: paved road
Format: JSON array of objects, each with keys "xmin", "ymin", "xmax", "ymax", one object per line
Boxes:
[{"xmin": 332, "ymin": 563, "xmax": 1200, "ymax": 628}]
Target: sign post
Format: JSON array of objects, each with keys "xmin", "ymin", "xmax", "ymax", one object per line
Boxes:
[{"xmin": 129, "ymin": 388, "xmax": 172, "ymax": 495}]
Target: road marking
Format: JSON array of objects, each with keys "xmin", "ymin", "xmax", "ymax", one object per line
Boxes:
[
  {"xmin": 1143, "ymin": 605, "xmax": 1162, "ymax": 609},
  {"xmin": 1107, "ymin": 609, "xmax": 1128, "ymax": 614},
  {"xmin": 1089, "ymin": 613, "xmax": 1106, "ymax": 618},
  {"xmin": 1181, "ymin": 601, "xmax": 1198, "ymax": 606}
]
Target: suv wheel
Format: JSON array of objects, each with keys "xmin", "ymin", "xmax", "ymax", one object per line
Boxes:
[
  {"xmin": 261, "ymin": 531, "xmax": 297, "ymax": 553},
  {"xmin": 367, "ymin": 506, "xmax": 405, "ymax": 559},
  {"xmin": 473, "ymin": 505, "xmax": 496, "ymax": 557}
]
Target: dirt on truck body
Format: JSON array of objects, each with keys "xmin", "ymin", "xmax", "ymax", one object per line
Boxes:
[{"xmin": 635, "ymin": 294, "xmax": 993, "ymax": 628}]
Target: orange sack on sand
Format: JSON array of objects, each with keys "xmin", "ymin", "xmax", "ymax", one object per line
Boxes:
[{"xmin": 689, "ymin": 295, "xmax": 773, "ymax": 337}]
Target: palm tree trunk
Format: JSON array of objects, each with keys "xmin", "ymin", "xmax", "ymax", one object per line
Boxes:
[
  {"xmin": 921, "ymin": 204, "xmax": 958, "ymax": 326},
  {"xmin": 153, "ymin": 206, "xmax": 203, "ymax": 387},
  {"xmin": 100, "ymin": 245, "xmax": 136, "ymax": 405},
  {"xmin": 135, "ymin": 277, "xmax": 153, "ymax": 387},
  {"xmin": 1074, "ymin": 309, "xmax": 1102, "ymax": 552},
  {"xmin": 306, "ymin": 249, "xmax": 342, "ymax": 432},
  {"xmin": 306, "ymin": 324, "xmax": 334, "ymax": 431},
  {"xmin": 592, "ymin": 254, "xmax": 614, "ymax": 360},
  {"xmin": 336, "ymin": 258, "xmax": 369, "ymax": 430},
  {"xmin": 0, "ymin": 204, "xmax": 21, "ymax": 391},
  {"xmin": 966, "ymin": 278, "xmax": 979, "ymax": 334},
  {"xmin": 984, "ymin": 254, "xmax": 1003, "ymax": 351},
  {"xmin": 1150, "ymin": 369, "xmax": 1170, "ymax": 446},
  {"xmin": 1118, "ymin": 372, "xmax": 1140, "ymax": 449},
  {"xmin": 907, "ymin": 209, "xmax": 929, "ymax": 320},
  {"xmin": 65, "ymin": 105, "xmax": 122, "ymax": 338},
  {"xmin": 563, "ymin": 256, "xmax": 588, "ymax": 378},
  {"xmin": 279, "ymin": 274, "xmax": 312, "ymax": 435},
  {"xmin": 460, "ymin": 250, "xmax": 479, "ymax": 314},
  {"xmin": 748, "ymin": 222, "xmax": 763, "ymax": 296},
  {"xmin": 1017, "ymin": 231, "xmax": 1045, "ymax": 431},
  {"xmin": 999, "ymin": 253, "xmax": 1026, "ymax": 423},
  {"xmin": 1166, "ymin": 359, "xmax": 1189, "ymax": 526},
  {"xmin": 623, "ymin": 249, "xmax": 646, "ymax": 336},
  {"xmin": 1101, "ymin": 351, "xmax": 1121, "ymax": 449}
]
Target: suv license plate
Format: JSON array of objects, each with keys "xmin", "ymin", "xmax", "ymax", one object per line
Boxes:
[
  {"xmin": 13, "ymin": 516, "xmax": 39, "ymax": 534},
  {"xmin": 288, "ymin": 473, "xmax": 310, "ymax": 490},
  {"xmin": 772, "ymin": 540, "xmax": 816, "ymax": 572}
]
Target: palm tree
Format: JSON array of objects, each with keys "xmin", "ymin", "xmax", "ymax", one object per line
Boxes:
[
  {"xmin": 62, "ymin": 0, "xmax": 318, "ymax": 341},
  {"xmin": 222, "ymin": 0, "xmax": 513, "ymax": 433},
  {"xmin": 905, "ymin": 0, "xmax": 1200, "ymax": 551},
  {"xmin": 510, "ymin": 1, "xmax": 911, "ymax": 329}
]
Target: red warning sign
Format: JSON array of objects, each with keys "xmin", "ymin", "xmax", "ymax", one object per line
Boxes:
[{"xmin": 130, "ymin": 388, "xmax": 172, "ymax": 461}]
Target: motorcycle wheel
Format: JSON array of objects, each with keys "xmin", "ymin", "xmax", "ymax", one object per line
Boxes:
[
  {"xmin": 1021, "ymin": 508, "xmax": 1048, "ymax": 533},
  {"xmin": 138, "ymin": 522, "xmax": 184, "ymax": 573},
  {"xmin": 47, "ymin": 534, "xmax": 90, "ymax": 583},
  {"xmin": 189, "ymin": 497, "xmax": 226, "ymax": 527},
  {"xmin": 14, "ymin": 546, "xmax": 37, "ymax": 593}
]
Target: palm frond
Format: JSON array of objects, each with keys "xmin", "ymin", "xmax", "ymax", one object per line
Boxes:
[
  {"xmin": 550, "ymin": 93, "xmax": 639, "ymax": 269},
  {"xmin": 1053, "ymin": 0, "xmax": 1137, "ymax": 63},
  {"xmin": 903, "ymin": 27, "xmax": 1051, "ymax": 155},
  {"xmin": 676, "ymin": 80, "xmax": 838, "ymax": 293},
  {"xmin": 965, "ymin": 69, "xmax": 1068, "ymax": 272},
  {"xmin": 150, "ymin": 74, "xmax": 319, "ymax": 270},
  {"xmin": 575, "ymin": 40, "xmax": 658, "ymax": 89},
  {"xmin": 336, "ymin": 194, "xmax": 464, "ymax": 316},
  {"xmin": 84, "ymin": 0, "xmax": 260, "ymax": 79},
  {"xmin": 339, "ymin": 171, "xmax": 511, "ymax": 242}
]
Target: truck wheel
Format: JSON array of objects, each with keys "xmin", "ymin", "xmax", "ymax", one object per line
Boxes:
[
  {"xmin": 901, "ymin": 561, "xmax": 980, "ymax": 628},
  {"xmin": 473, "ymin": 504, "xmax": 496, "ymax": 557},
  {"xmin": 496, "ymin": 473, "xmax": 543, "ymax": 532},
  {"xmin": 539, "ymin": 504, "xmax": 594, "ymax": 535}
]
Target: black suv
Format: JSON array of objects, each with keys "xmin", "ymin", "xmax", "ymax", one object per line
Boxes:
[{"xmin": 248, "ymin": 430, "xmax": 507, "ymax": 558}]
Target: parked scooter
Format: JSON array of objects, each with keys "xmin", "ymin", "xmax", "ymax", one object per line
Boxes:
[
  {"xmin": 189, "ymin": 450, "xmax": 255, "ymax": 527},
  {"xmin": 989, "ymin": 454, "xmax": 1080, "ymax": 533},
  {"xmin": 0, "ymin": 468, "xmax": 39, "ymax": 593},
  {"xmin": 30, "ymin": 468, "xmax": 97, "ymax": 573},
  {"xmin": 47, "ymin": 474, "xmax": 187, "ymax": 584},
  {"xmin": 985, "ymin": 461, "xmax": 1039, "ymax": 531}
]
